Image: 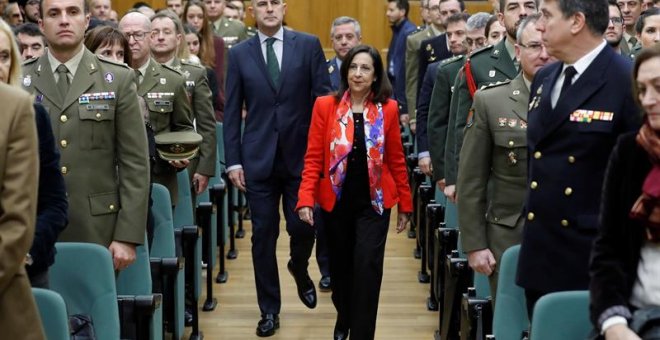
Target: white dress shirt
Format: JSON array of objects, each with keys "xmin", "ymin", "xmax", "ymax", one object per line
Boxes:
[
  {"xmin": 258, "ymin": 27, "xmax": 284, "ymax": 70},
  {"xmin": 550, "ymin": 40, "xmax": 607, "ymax": 108}
]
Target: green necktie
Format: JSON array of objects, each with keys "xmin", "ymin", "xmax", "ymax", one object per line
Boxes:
[
  {"xmin": 266, "ymin": 37, "xmax": 280, "ymax": 86},
  {"xmin": 56, "ymin": 64, "xmax": 70, "ymax": 99}
]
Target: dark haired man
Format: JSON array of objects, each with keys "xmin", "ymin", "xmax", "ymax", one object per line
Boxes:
[
  {"xmin": 23, "ymin": 0, "xmax": 150, "ymax": 271},
  {"xmin": 386, "ymin": 0, "xmax": 416, "ymax": 124},
  {"xmin": 517, "ymin": 0, "xmax": 640, "ymax": 318},
  {"xmin": 15, "ymin": 22, "xmax": 46, "ymax": 60}
]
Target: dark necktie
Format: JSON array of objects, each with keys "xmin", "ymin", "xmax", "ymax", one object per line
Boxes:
[
  {"xmin": 135, "ymin": 69, "xmax": 143, "ymax": 85},
  {"xmin": 56, "ymin": 64, "xmax": 70, "ymax": 99},
  {"xmin": 266, "ymin": 37, "xmax": 280, "ymax": 86},
  {"xmin": 559, "ymin": 66, "xmax": 577, "ymax": 100}
]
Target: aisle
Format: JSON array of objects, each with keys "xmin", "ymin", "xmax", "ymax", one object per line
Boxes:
[{"xmin": 196, "ymin": 212, "xmax": 437, "ymax": 339}]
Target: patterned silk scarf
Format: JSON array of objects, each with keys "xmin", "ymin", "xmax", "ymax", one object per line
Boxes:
[
  {"xmin": 631, "ymin": 121, "xmax": 660, "ymax": 241},
  {"xmin": 329, "ymin": 91, "xmax": 385, "ymax": 214}
]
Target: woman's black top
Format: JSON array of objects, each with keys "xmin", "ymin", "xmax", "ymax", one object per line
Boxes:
[{"xmin": 338, "ymin": 112, "xmax": 371, "ymax": 208}]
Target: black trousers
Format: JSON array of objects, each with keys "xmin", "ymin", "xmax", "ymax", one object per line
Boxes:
[
  {"xmin": 322, "ymin": 198, "xmax": 391, "ymax": 340},
  {"xmin": 245, "ymin": 160, "xmax": 315, "ymax": 315}
]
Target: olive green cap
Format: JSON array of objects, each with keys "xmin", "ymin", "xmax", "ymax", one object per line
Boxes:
[{"xmin": 154, "ymin": 131, "xmax": 203, "ymax": 161}]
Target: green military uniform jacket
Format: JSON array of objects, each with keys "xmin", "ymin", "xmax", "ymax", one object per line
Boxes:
[
  {"xmin": 170, "ymin": 58, "xmax": 217, "ymax": 179},
  {"xmin": 138, "ymin": 58, "xmax": 194, "ymax": 203},
  {"xmin": 446, "ymin": 38, "xmax": 517, "ymax": 185},
  {"xmin": 405, "ymin": 26, "xmax": 438, "ymax": 121},
  {"xmin": 456, "ymin": 74, "xmax": 529, "ymax": 293},
  {"xmin": 427, "ymin": 55, "xmax": 464, "ymax": 183},
  {"xmin": 212, "ymin": 17, "xmax": 248, "ymax": 49},
  {"xmin": 22, "ymin": 48, "xmax": 150, "ymax": 247}
]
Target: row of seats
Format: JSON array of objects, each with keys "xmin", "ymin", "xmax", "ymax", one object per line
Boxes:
[
  {"xmin": 399, "ymin": 127, "xmax": 593, "ymax": 340},
  {"xmin": 31, "ymin": 123, "xmax": 250, "ymax": 340}
]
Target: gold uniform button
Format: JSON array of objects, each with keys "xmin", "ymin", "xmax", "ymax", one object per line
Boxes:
[
  {"xmin": 60, "ymin": 115, "xmax": 68, "ymax": 122},
  {"xmin": 530, "ymin": 181, "xmax": 538, "ymax": 189},
  {"xmin": 564, "ymin": 187, "xmax": 573, "ymax": 196},
  {"xmin": 61, "ymin": 166, "xmax": 68, "ymax": 174},
  {"xmin": 534, "ymin": 151, "xmax": 542, "ymax": 159},
  {"xmin": 561, "ymin": 219, "xmax": 569, "ymax": 227},
  {"xmin": 60, "ymin": 140, "xmax": 67, "ymax": 148},
  {"xmin": 109, "ymin": 204, "xmax": 116, "ymax": 211},
  {"xmin": 494, "ymin": 217, "xmax": 499, "ymax": 222},
  {"xmin": 95, "ymin": 113, "xmax": 101, "ymax": 119},
  {"xmin": 568, "ymin": 156, "xmax": 575, "ymax": 163},
  {"xmin": 527, "ymin": 212, "xmax": 535, "ymax": 221},
  {"xmin": 508, "ymin": 140, "xmax": 515, "ymax": 147}
]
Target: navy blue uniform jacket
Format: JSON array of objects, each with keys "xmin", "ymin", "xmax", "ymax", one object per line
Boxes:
[
  {"xmin": 224, "ymin": 30, "xmax": 332, "ymax": 181},
  {"xmin": 516, "ymin": 45, "xmax": 640, "ymax": 292},
  {"xmin": 327, "ymin": 57, "xmax": 340, "ymax": 92}
]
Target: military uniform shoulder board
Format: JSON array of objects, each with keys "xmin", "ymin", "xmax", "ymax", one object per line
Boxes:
[
  {"xmin": 442, "ymin": 54, "xmax": 463, "ymax": 65},
  {"xmin": 22, "ymin": 57, "xmax": 38, "ymax": 66},
  {"xmin": 481, "ymin": 79, "xmax": 511, "ymax": 90},
  {"xmin": 181, "ymin": 59, "xmax": 204, "ymax": 69},
  {"xmin": 97, "ymin": 55, "xmax": 130, "ymax": 69},
  {"xmin": 162, "ymin": 63, "xmax": 184, "ymax": 75},
  {"xmin": 411, "ymin": 26, "xmax": 425, "ymax": 35},
  {"xmin": 469, "ymin": 44, "xmax": 494, "ymax": 58}
]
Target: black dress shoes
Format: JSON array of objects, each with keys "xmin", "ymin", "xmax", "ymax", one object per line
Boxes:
[
  {"xmin": 287, "ymin": 260, "xmax": 317, "ymax": 309},
  {"xmin": 334, "ymin": 317, "xmax": 349, "ymax": 340},
  {"xmin": 319, "ymin": 276, "xmax": 331, "ymax": 292},
  {"xmin": 333, "ymin": 329, "xmax": 348, "ymax": 340},
  {"xmin": 256, "ymin": 314, "xmax": 279, "ymax": 337}
]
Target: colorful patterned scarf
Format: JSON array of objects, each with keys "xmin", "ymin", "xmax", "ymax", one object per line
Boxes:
[
  {"xmin": 329, "ymin": 91, "xmax": 385, "ymax": 214},
  {"xmin": 630, "ymin": 121, "xmax": 660, "ymax": 241}
]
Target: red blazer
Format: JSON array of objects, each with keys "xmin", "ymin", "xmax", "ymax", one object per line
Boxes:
[{"xmin": 297, "ymin": 95, "xmax": 413, "ymax": 214}]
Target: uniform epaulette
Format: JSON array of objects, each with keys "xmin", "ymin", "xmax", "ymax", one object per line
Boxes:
[
  {"xmin": 480, "ymin": 79, "xmax": 511, "ymax": 91},
  {"xmin": 181, "ymin": 59, "xmax": 204, "ymax": 69},
  {"xmin": 469, "ymin": 44, "xmax": 494, "ymax": 58},
  {"xmin": 442, "ymin": 54, "xmax": 463, "ymax": 65},
  {"xmin": 22, "ymin": 57, "xmax": 38, "ymax": 66},
  {"xmin": 410, "ymin": 26, "xmax": 425, "ymax": 35},
  {"xmin": 161, "ymin": 63, "xmax": 184, "ymax": 75},
  {"xmin": 97, "ymin": 55, "xmax": 130, "ymax": 69}
]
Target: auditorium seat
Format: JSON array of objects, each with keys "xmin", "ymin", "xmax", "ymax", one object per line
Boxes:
[
  {"xmin": 32, "ymin": 288, "xmax": 69, "ymax": 340},
  {"xmin": 530, "ymin": 290, "xmax": 591, "ymax": 340},
  {"xmin": 492, "ymin": 245, "xmax": 529, "ymax": 340},
  {"xmin": 50, "ymin": 242, "xmax": 120, "ymax": 340}
]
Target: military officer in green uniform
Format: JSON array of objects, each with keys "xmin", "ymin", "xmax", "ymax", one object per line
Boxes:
[
  {"xmin": 456, "ymin": 14, "xmax": 552, "ymax": 296},
  {"xmin": 23, "ymin": 0, "xmax": 150, "ymax": 270},
  {"xmin": 404, "ymin": 0, "xmax": 444, "ymax": 125},
  {"xmin": 205, "ymin": 0, "xmax": 248, "ymax": 48},
  {"xmin": 120, "ymin": 12, "xmax": 195, "ymax": 204},
  {"xmin": 444, "ymin": 0, "xmax": 536, "ymax": 200},
  {"xmin": 151, "ymin": 11, "xmax": 217, "ymax": 195}
]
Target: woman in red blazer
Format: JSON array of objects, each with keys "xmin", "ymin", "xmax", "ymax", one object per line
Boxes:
[{"xmin": 297, "ymin": 45, "xmax": 412, "ymax": 340}]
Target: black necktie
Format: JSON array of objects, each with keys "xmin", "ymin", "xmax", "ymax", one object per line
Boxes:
[
  {"xmin": 559, "ymin": 66, "xmax": 577, "ymax": 100},
  {"xmin": 266, "ymin": 37, "xmax": 280, "ymax": 86}
]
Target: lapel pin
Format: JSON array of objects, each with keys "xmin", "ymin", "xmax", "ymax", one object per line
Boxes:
[
  {"xmin": 489, "ymin": 70, "xmax": 496, "ymax": 77},
  {"xmin": 328, "ymin": 65, "xmax": 334, "ymax": 74},
  {"xmin": 104, "ymin": 72, "xmax": 114, "ymax": 83},
  {"xmin": 160, "ymin": 78, "xmax": 166, "ymax": 85},
  {"xmin": 513, "ymin": 90, "xmax": 520, "ymax": 95},
  {"xmin": 90, "ymin": 63, "xmax": 95, "ymax": 70},
  {"xmin": 23, "ymin": 75, "xmax": 31, "ymax": 87}
]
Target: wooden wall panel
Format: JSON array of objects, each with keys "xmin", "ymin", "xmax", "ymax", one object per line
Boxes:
[{"xmin": 113, "ymin": 0, "xmax": 492, "ymax": 57}]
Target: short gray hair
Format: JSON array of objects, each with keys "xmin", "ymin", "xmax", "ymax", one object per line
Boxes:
[
  {"xmin": 466, "ymin": 12, "xmax": 491, "ymax": 31},
  {"xmin": 516, "ymin": 13, "xmax": 542, "ymax": 43},
  {"xmin": 330, "ymin": 16, "xmax": 361, "ymax": 39}
]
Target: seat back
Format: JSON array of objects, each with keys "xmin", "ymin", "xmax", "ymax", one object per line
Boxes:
[
  {"xmin": 151, "ymin": 183, "xmax": 176, "ymax": 258},
  {"xmin": 174, "ymin": 169, "xmax": 194, "ymax": 229},
  {"xmin": 530, "ymin": 291, "xmax": 591, "ymax": 340},
  {"xmin": 33, "ymin": 288, "xmax": 70, "ymax": 340},
  {"xmin": 50, "ymin": 242, "xmax": 120, "ymax": 340},
  {"xmin": 493, "ymin": 245, "xmax": 529, "ymax": 340},
  {"xmin": 117, "ymin": 236, "xmax": 152, "ymax": 295}
]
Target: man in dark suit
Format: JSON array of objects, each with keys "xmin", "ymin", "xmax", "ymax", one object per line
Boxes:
[
  {"xmin": 516, "ymin": 0, "xmax": 640, "ymax": 317},
  {"xmin": 386, "ymin": 0, "xmax": 417, "ymax": 122},
  {"xmin": 327, "ymin": 16, "xmax": 361, "ymax": 92},
  {"xmin": 223, "ymin": 0, "xmax": 332, "ymax": 336}
]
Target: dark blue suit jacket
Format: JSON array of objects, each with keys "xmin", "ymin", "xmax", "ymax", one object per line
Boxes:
[
  {"xmin": 389, "ymin": 19, "xmax": 417, "ymax": 113},
  {"xmin": 28, "ymin": 103, "xmax": 68, "ymax": 277},
  {"xmin": 327, "ymin": 57, "xmax": 340, "ymax": 92},
  {"xmin": 415, "ymin": 60, "xmax": 441, "ymax": 154},
  {"xmin": 417, "ymin": 34, "xmax": 452, "ymax": 96},
  {"xmin": 517, "ymin": 45, "xmax": 639, "ymax": 292},
  {"xmin": 224, "ymin": 30, "xmax": 332, "ymax": 181}
]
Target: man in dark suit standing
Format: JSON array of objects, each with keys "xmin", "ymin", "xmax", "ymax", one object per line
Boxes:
[
  {"xmin": 386, "ymin": 0, "xmax": 417, "ymax": 122},
  {"xmin": 223, "ymin": 0, "xmax": 332, "ymax": 337},
  {"xmin": 516, "ymin": 0, "xmax": 640, "ymax": 317},
  {"xmin": 327, "ymin": 16, "xmax": 362, "ymax": 91}
]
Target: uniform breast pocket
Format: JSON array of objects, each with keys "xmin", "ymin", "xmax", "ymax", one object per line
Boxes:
[
  {"xmin": 576, "ymin": 121, "xmax": 613, "ymax": 133},
  {"xmin": 492, "ymin": 130, "xmax": 528, "ymax": 168},
  {"xmin": 146, "ymin": 99, "xmax": 174, "ymax": 133},
  {"xmin": 78, "ymin": 103, "xmax": 115, "ymax": 150}
]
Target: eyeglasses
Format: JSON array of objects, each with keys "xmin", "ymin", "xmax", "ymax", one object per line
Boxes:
[
  {"xmin": 519, "ymin": 42, "xmax": 546, "ymax": 55},
  {"xmin": 124, "ymin": 31, "xmax": 149, "ymax": 41},
  {"xmin": 609, "ymin": 17, "xmax": 624, "ymax": 24}
]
